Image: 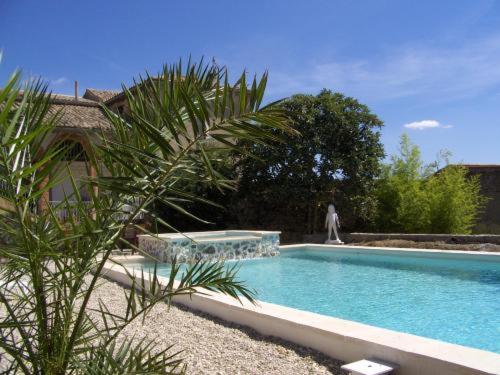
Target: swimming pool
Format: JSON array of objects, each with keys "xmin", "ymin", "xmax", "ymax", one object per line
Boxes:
[{"xmin": 127, "ymin": 246, "xmax": 500, "ymax": 353}]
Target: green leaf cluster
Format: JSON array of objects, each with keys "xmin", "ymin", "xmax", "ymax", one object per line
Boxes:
[
  {"xmin": 0, "ymin": 59, "xmax": 287, "ymax": 374},
  {"xmin": 374, "ymin": 134, "xmax": 486, "ymax": 234},
  {"xmin": 234, "ymin": 89, "xmax": 385, "ymax": 234}
]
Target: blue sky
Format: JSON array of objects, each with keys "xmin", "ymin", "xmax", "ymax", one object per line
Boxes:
[{"xmin": 1, "ymin": 0, "xmax": 500, "ymax": 164}]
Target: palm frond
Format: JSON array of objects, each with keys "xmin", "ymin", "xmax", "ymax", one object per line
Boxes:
[
  {"xmin": 76, "ymin": 337, "xmax": 185, "ymax": 374},
  {"xmin": 0, "ymin": 59, "xmax": 287, "ymax": 374}
]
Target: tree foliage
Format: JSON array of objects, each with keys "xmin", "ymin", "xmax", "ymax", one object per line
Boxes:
[
  {"xmin": 0, "ymin": 59, "xmax": 288, "ymax": 374},
  {"xmin": 153, "ymin": 149, "xmax": 238, "ymax": 232},
  {"xmin": 374, "ymin": 134, "xmax": 486, "ymax": 234},
  {"xmin": 234, "ymin": 90, "xmax": 385, "ymax": 236}
]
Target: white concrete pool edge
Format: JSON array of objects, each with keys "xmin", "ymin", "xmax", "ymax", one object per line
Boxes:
[
  {"xmin": 137, "ymin": 229, "xmax": 281, "ymax": 240},
  {"xmin": 102, "ymin": 252, "xmax": 500, "ymax": 375},
  {"xmin": 282, "ymin": 243, "xmax": 500, "ymax": 260}
]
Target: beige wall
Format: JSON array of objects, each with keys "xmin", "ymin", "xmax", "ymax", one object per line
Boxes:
[
  {"xmin": 50, "ymin": 161, "xmax": 91, "ymax": 202},
  {"xmin": 40, "ymin": 129, "xmax": 99, "ymax": 204}
]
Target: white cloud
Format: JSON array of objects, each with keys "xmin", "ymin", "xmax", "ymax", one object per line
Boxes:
[
  {"xmin": 404, "ymin": 120, "xmax": 440, "ymax": 130},
  {"xmin": 50, "ymin": 77, "xmax": 67, "ymax": 85},
  {"xmin": 403, "ymin": 119, "xmax": 452, "ymax": 130},
  {"xmin": 267, "ymin": 34, "xmax": 500, "ymax": 104}
]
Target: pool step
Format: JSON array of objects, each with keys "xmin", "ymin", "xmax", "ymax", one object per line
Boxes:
[{"xmin": 193, "ymin": 236, "xmax": 261, "ymax": 243}]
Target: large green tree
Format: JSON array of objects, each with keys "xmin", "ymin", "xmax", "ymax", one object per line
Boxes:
[{"xmin": 234, "ymin": 90, "xmax": 385, "ymax": 237}]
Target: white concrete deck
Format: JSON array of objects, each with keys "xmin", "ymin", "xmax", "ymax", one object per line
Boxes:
[
  {"xmin": 193, "ymin": 236, "xmax": 262, "ymax": 243},
  {"xmin": 139, "ymin": 230, "xmax": 281, "ymax": 241}
]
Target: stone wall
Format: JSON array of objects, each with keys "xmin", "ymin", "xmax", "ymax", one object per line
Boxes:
[
  {"xmin": 465, "ymin": 165, "xmax": 500, "ymax": 234},
  {"xmin": 302, "ymin": 232, "xmax": 500, "ymax": 245},
  {"xmin": 138, "ymin": 232, "xmax": 280, "ymax": 263}
]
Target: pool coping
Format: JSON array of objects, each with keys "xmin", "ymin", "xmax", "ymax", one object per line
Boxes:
[
  {"xmin": 137, "ymin": 229, "xmax": 281, "ymax": 241},
  {"xmin": 281, "ymin": 243, "xmax": 500, "ymax": 260},
  {"xmin": 103, "ymin": 247, "xmax": 500, "ymax": 375}
]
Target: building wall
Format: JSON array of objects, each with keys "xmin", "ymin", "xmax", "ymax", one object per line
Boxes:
[
  {"xmin": 40, "ymin": 129, "xmax": 97, "ymax": 206},
  {"xmin": 50, "ymin": 161, "xmax": 91, "ymax": 202},
  {"xmin": 468, "ymin": 167, "xmax": 500, "ymax": 234}
]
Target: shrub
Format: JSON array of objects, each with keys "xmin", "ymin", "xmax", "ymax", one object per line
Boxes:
[
  {"xmin": 374, "ymin": 134, "xmax": 486, "ymax": 234},
  {"xmin": 426, "ymin": 165, "xmax": 485, "ymax": 233}
]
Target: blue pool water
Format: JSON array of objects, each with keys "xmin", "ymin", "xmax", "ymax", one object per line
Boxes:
[{"xmin": 129, "ymin": 247, "xmax": 500, "ymax": 353}]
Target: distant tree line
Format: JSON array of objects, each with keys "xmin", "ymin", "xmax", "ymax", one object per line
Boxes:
[{"xmin": 160, "ymin": 90, "xmax": 486, "ymax": 239}]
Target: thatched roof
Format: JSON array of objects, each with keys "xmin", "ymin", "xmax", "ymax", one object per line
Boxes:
[
  {"xmin": 83, "ymin": 88, "xmax": 120, "ymax": 103},
  {"xmin": 104, "ymin": 77, "xmax": 164, "ymax": 106},
  {"xmin": 48, "ymin": 94, "xmax": 113, "ymax": 130}
]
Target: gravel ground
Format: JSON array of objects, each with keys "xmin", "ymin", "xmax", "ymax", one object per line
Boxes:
[{"xmin": 89, "ymin": 277, "xmax": 344, "ymax": 375}]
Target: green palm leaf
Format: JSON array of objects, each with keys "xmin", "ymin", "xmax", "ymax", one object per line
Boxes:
[{"xmin": 0, "ymin": 58, "xmax": 288, "ymax": 374}]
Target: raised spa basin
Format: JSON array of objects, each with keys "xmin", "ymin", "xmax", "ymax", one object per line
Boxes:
[{"xmin": 137, "ymin": 230, "xmax": 281, "ymax": 262}]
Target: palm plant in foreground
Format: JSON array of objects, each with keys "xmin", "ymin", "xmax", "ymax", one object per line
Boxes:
[{"xmin": 0, "ymin": 59, "xmax": 289, "ymax": 374}]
